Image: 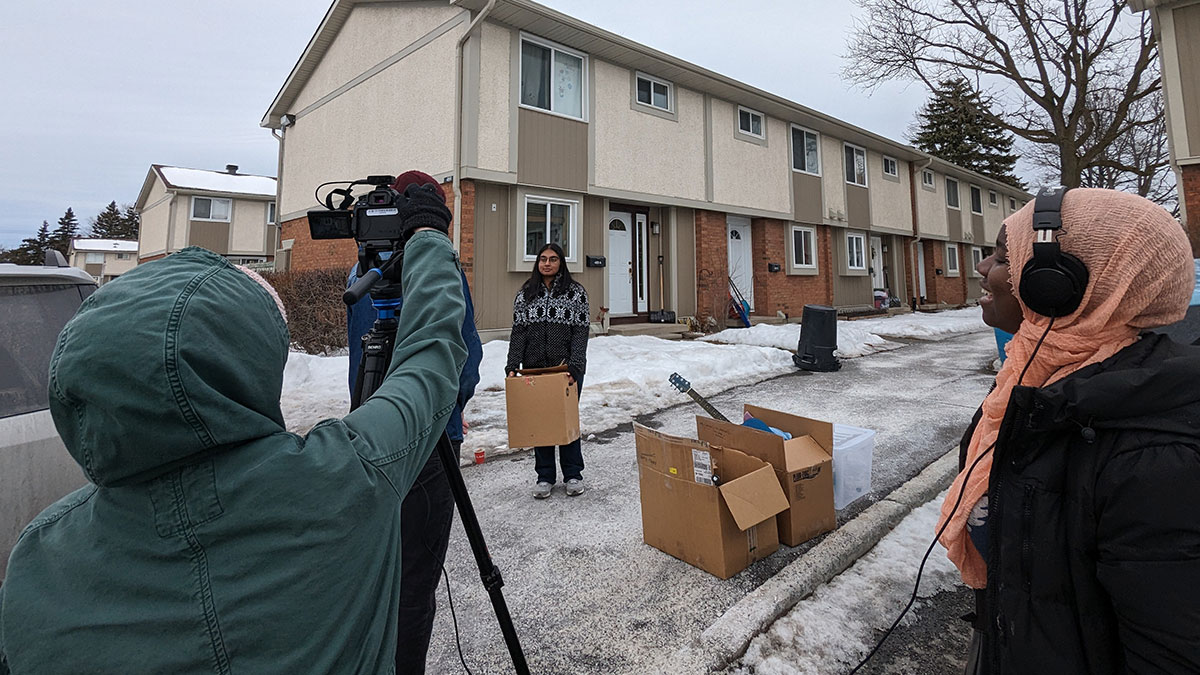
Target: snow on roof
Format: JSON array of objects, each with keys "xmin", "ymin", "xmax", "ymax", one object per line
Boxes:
[
  {"xmin": 157, "ymin": 166, "xmax": 277, "ymax": 197},
  {"xmin": 71, "ymin": 238, "xmax": 138, "ymax": 252}
]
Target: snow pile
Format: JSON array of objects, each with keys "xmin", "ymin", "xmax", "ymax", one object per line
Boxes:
[
  {"xmin": 280, "ymin": 351, "xmax": 350, "ymax": 432},
  {"xmin": 729, "ymin": 493, "xmax": 961, "ymax": 675},
  {"xmin": 701, "ymin": 307, "xmax": 987, "ymax": 355}
]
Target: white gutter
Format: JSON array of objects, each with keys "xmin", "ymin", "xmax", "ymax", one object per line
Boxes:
[
  {"xmin": 453, "ymin": 0, "xmax": 497, "ymax": 255},
  {"xmin": 272, "ymin": 126, "xmax": 287, "ymax": 262}
]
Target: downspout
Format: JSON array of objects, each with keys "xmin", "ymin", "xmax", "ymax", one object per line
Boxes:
[
  {"xmin": 272, "ymin": 127, "xmax": 286, "ymax": 264},
  {"xmin": 910, "ymin": 157, "xmax": 934, "ymax": 305},
  {"xmin": 453, "ymin": 0, "xmax": 497, "ymax": 255}
]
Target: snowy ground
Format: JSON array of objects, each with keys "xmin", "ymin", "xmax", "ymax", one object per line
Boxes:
[
  {"xmin": 279, "ymin": 307, "xmax": 990, "ymax": 461},
  {"xmin": 726, "ymin": 492, "xmax": 960, "ymax": 675}
]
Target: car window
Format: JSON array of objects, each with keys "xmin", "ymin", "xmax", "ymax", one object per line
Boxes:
[{"xmin": 0, "ymin": 284, "xmax": 86, "ymax": 418}]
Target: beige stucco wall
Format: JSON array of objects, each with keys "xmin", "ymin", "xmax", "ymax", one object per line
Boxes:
[
  {"xmin": 280, "ymin": 29, "xmax": 459, "ymax": 219},
  {"xmin": 592, "ymin": 60, "xmax": 707, "ymax": 201},
  {"xmin": 291, "ymin": 4, "xmax": 466, "ymax": 113},
  {"xmin": 231, "ymin": 199, "xmax": 269, "ymax": 254},
  {"xmin": 867, "ymin": 152, "xmax": 912, "ymax": 234},
  {"xmin": 916, "ymin": 173, "xmax": 949, "ymax": 239},
  {"xmin": 473, "ymin": 21, "xmax": 511, "ymax": 174},
  {"xmin": 821, "ymin": 134, "xmax": 847, "ymax": 224},
  {"xmin": 982, "ymin": 187, "xmax": 1007, "ymax": 245},
  {"xmin": 138, "ymin": 176, "xmax": 170, "ymax": 257},
  {"xmin": 104, "ymin": 253, "xmax": 137, "ymax": 276},
  {"xmin": 710, "ymin": 99, "xmax": 790, "ymax": 213},
  {"xmin": 172, "ymin": 197, "xmax": 192, "ymax": 250}
]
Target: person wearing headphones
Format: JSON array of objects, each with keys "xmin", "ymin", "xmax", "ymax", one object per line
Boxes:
[{"xmin": 939, "ymin": 188, "xmax": 1200, "ymax": 674}]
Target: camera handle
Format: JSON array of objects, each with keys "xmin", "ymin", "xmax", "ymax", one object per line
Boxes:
[{"xmin": 351, "ymin": 284, "xmax": 530, "ymax": 675}]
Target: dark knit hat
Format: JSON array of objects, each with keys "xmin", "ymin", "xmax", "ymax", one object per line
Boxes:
[{"xmin": 391, "ymin": 170, "xmax": 445, "ymax": 201}]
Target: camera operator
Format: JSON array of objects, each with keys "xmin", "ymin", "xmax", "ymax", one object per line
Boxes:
[
  {"xmin": 0, "ymin": 186, "xmax": 465, "ymax": 674},
  {"xmin": 346, "ymin": 171, "xmax": 483, "ymax": 675}
]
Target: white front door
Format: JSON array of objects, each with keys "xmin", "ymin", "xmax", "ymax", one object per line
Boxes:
[
  {"xmin": 608, "ymin": 213, "xmax": 634, "ymax": 315},
  {"xmin": 916, "ymin": 243, "xmax": 928, "ymax": 300},
  {"xmin": 727, "ymin": 216, "xmax": 754, "ymax": 310},
  {"xmin": 635, "ymin": 213, "xmax": 649, "ymax": 313},
  {"xmin": 870, "ymin": 236, "xmax": 885, "ymax": 289}
]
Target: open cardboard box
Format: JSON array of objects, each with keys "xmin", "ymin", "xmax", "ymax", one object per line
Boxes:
[
  {"xmin": 634, "ymin": 423, "xmax": 789, "ymax": 579},
  {"xmin": 696, "ymin": 404, "xmax": 836, "ymax": 547},
  {"xmin": 505, "ymin": 365, "xmax": 580, "ymax": 448}
]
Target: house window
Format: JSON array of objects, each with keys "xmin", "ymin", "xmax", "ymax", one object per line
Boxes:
[
  {"xmin": 227, "ymin": 256, "xmax": 267, "ymax": 265},
  {"xmin": 116, "ymin": 253, "xmax": 131, "ymax": 260},
  {"xmin": 791, "ymin": 226, "xmax": 816, "ymax": 268},
  {"xmin": 970, "ymin": 185, "xmax": 983, "ymax": 214},
  {"xmin": 946, "ymin": 243, "xmax": 960, "ymax": 275},
  {"xmin": 520, "ymin": 35, "xmax": 586, "ymax": 119},
  {"xmin": 1009, "ymin": 197, "xmax": 1017, "ymax": 210},
  {"xmin": 988, "ymin": 190, "xmax": 998, "ymax": 207},
  {"xmin": 524, "ymin": 196, "xmax": 577, "ymax": 260},
  {"xmin": 791, "ymin": 126, "xmax": 820, "ymax": 175},
  {"xmin": 85, "ymin": 252, "xmax": 104, "ymax": 264},
  {"xmin": 267, "ymin": 202, "xmax": 276, "ymax": 224},
  {"xmin": 635, "ymin": 73, "xmax": 672, "ymax": 112},
  {"xmin": 971, "ymin": 246, "xmax": 984, "ymax": 274},
  {"xmin": 192, "ymin": 196, "xmax": 232, "ymax": 222},
  {"xmin": 846, "ymin": 232, "xmax": 866, "ymax": 270},
  {"xmin": 882, "ymin": 156, "xmax": 898, "ymax": 177},
  {"xmin": 844, "ymin": 144, "xmax": 868, "ymax": 187},
  {"xmin": 737, "ymin": 106, "xmax": 764, "ymax": 138},
  {"xmin": 922, "ymin": 169, "xmax": 935, "ymax": 188},
  {"xmin": 945, "ymin": 178, "xmax": 960, "ymax": 209}
]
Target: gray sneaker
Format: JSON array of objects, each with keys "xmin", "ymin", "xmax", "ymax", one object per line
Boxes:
[
  {"xmin": 565, "ymin": 478, "xmax": 585, "ymax": 497},
  {"xmin": 533, "ymin": 482, "xmax": 553, "ymax": 499}
]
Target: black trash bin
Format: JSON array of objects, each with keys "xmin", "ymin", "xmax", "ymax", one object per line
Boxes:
[{"xmin": 793, "ymin": 304, "xmax": 840, "ymax": 372}]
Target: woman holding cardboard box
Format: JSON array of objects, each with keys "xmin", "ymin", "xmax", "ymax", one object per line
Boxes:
[{"xmin": 506, "ymin": 242, "xmax": 590, "ymax": 499}]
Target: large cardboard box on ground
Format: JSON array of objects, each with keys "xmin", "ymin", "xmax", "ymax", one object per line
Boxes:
[
  {"xmin": 696, "ymin": 405, "xmax": 836, "ymax": 547},
  {"xmin": 634, "ymin": 423, "xmax": 789, "ymax": 579},
  {"xmin": 505, "ymin": 366, "xmax": 580, "ymax": 448}
]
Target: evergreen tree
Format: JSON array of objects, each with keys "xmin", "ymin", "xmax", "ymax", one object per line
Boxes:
[
  {"xmin": 117, "ymin": 204, "xmax": 140, "ymax": 240},
  {"xmin": 9, "ymin": 221, "xmax": 53, "ymax": 265},
  {"xmin": 90, "ymin": 201, "xmax": 124, "ymax": 239},
  {"xmin": 48, "ymin": 207, "xmax": 81, "ymax": 255},
  {"xmin": 910, "ymin": 78, "xmax": 1023, "ymax": 188}
]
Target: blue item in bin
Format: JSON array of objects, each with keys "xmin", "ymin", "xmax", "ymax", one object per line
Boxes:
[{"xmin": 742, "ymin": 415, "xmax": 792, "ymax": 440}]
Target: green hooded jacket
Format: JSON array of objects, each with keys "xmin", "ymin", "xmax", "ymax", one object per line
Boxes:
[{"xmin": 0, "ymin": 231, "xmax": 466, "ymax": 674}]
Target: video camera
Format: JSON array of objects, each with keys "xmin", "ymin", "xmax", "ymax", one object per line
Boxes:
[{"xmin": 307, "ymin": 175, "xmax": 408, "ymax": 243}]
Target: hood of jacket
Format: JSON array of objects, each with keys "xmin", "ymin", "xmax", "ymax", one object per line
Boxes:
[
  {"xmin": 48, "ymin": 246, "xmax": 290, "ymax": 486},
  {"xmin": 1023, "ymin": 332, "xmax": 1200, "ymax": 438}
]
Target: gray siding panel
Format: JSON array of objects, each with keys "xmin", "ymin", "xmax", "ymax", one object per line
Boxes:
[
  {"xmin": 792, "ymin": 173, "xmax": 823, "ymax": 225},
  {"xmin": 971, "ymin": 213, "xmax": 985, "ymax": 246},
  {"xmin": 517, "ymin": 108, "xmax": 588, "ymax": 192},
  {"xmin": 1176, "ymin": 4, "xmax": 1200, "ymax": 157},
  {"xmin": 946, "ymin": 208, "xmax": 963, "ymax": 241},
  {"xmin": 188, "ymin": 221, "xmax": 229, "ymax": 255},
  {"xmin": 846, "ymin": 184, "xmax": 870, "ymax": 230},
  {"xmin": 676, "ymin": 207, "xmax": 696, "ymax": 316},
  {"xmin": 474, "ymin": 183, "xmax": 523, "ymax": 330},
  {"xmin": 833, "ymin": 274, "xmax": 873, "ymax": 307}
]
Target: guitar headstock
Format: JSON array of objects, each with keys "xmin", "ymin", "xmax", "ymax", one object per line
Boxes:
[{"xmin": 668, "ymin": 372, "xmax": 691, "ymax": 393}]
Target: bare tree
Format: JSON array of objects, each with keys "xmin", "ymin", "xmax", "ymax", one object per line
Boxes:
[{"xmin": 844, "ymin": 0, "xmax": 1165, "ymax": 196}]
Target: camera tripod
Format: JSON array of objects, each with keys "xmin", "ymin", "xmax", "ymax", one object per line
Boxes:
[{"xmin": 348, "ymin": 248, "xmax": 529, "ymax": 674}]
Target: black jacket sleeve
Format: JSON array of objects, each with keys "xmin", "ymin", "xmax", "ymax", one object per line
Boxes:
[{"xmin": 1093, "ymin": 442, "xmax": 1200, "ymax": 673}]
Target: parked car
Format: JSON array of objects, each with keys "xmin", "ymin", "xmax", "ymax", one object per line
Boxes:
[{"xmin": 1, "ymin": 252, "xmax": 95, "ymax": 580}]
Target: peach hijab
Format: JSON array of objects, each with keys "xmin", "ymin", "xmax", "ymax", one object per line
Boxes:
[{"xmin": 938, "ymin": 188, "xmax": 1195, "ymax": 588}]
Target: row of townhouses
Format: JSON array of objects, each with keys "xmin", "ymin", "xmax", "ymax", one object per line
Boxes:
[{"xmin": 260, "ymin": 0, "xmax": 1032, "ymax": 339}]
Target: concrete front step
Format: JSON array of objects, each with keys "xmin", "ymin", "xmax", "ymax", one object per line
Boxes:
[{"xmin": 606, "ymin": 322, "xmax": 689, "ymax": 339}]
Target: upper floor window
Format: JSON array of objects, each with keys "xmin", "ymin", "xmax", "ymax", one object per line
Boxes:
[
  {"xmin": 635, "ymin": 73, "xmax": 672, "ymax": 112},
  {"xmin": 882, "ymin": 156, "xmax": 898, "ymax": 177},
  {"xmin": 945, "ymin": 177, "xmax": 960, "ymax": 209},
  {"xmin": 988, "ymin": 190, "xmax": 998, "ymax": 207},
  {"xmin": 791, "ymin": 225, "xmax": 816, "ymax": 268},
  {"xmin": 85, "ymin": 252, "xmax": 104, "ymax": 264},
  {"xmin": 524, "ymin": 196, "xmax": 577, "ymax": 261},
  {"xmin": 1009, "ymin": 197, "xmax": 1017, "ymax": 210},
  {"xmin": 791, "ymin": 126, "xmax": 820, "ymax": 175},
  {"xmin": 922, "ymin": 169, "xmax": 935, "ymax": 188},
  {"xmin": 116, "ymin": 252, "xmax": 131, "ymax": 260},
  {"xmin": 970, "ymin": 185, "xmax": 983, "ymax": 214},
  {"xmin": 846, "ymin": 232, "xmax": 866, "ymax": 270},
  {"xmin": 737, "ymin": 106, "xmax": 765, "ymax": 138},
  {"xmin": 520, "ymin": 35, "xmax": 586, "ymax": 120},
  {"xmin": 192, "ymin": 196, "xmax": 232, "ymax": 222},
  {"xmin": 844, "ymin": 143, "xmax": 868, "ymax": 187},
  {"xmin": 267, "ymin": 202, "xmax": 276, "ymax": 225}
]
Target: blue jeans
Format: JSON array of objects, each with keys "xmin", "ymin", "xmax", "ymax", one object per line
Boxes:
[{"xmin": 535, "ymin": 437, "xmax": 584, "ymax": 484}]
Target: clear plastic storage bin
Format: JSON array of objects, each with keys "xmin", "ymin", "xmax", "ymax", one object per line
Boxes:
[{"xmin": 832, "ymin": 424, "xmax": 875, "ymax": 510}]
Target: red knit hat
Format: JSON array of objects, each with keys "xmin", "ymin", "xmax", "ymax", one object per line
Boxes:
[{"xmin": 391, "ymin": 170, "xmax": 445, "ymax": 201}]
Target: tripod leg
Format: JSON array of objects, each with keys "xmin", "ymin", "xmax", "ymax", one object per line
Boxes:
[{"xmin": 435, "ymin": 434, "xmax": 530, "ymax": 675}]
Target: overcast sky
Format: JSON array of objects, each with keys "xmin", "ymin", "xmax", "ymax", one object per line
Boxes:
[{"xmin": 0, "ymin": 0, "xmax": 931, "ymax": 249}]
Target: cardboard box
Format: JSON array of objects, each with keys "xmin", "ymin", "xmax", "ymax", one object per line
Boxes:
[
  {"xmin": 696, "ymin": 405, "xmax": 835, "ymax": 547},
  {"xmin": 634, "ymin": 423, "xmax": 789, "ymax": 579},
  {"xmin": 505, "ymin": 366, "xmax": 580, "ymax": 448}
]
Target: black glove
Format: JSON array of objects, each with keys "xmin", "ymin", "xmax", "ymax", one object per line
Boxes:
[{"xmin": 398, "ymin": 183, "xmax": 452, "ymax": 240}]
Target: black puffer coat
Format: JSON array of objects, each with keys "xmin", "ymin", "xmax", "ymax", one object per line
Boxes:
[
  {"xmin": 505, "ymin": 281, "xmax": 589, "ymax": 384},
  {"xmin": 961, "ymin": 332, "xmax": 1200, "ymax": 674}
]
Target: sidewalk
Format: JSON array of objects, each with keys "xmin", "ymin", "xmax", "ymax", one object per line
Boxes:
[{"xmin": 424, "ymin": 331, "xmax": 995, "ymax": 673}]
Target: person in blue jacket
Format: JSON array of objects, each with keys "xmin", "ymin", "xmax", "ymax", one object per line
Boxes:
[{"xmin": 346, "ymin": 171, "xmax": 483, "ymax": 675}]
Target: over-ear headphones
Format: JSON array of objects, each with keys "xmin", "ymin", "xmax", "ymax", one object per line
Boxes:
[{"xmin": 1018, "ymin": 186, "xmax": 1089, "ymax": 317}]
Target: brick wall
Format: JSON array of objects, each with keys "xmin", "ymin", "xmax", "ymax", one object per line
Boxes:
[
  {"xmin": 923, "ymin": 240, "xmax": 967, "ymax": 305},
  {"xmin": 1183, "ymin": 163, "xmax": 1200, "ymax": 258},
  {"xmin": 456, "ymin": 179, "xmax": 475, "ymax": 287},
  {"xmin": 749, "ymin": 218, "xmax": 833, "ymax": 318},
  {"xmin": 694, "ymin": 210, "xmax": 729, "ymax": 323}
]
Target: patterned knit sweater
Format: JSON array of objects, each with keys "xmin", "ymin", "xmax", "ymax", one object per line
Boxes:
[{"xmin": 505, "ymin": 280, "xmax": 589, "ymax": 383}]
